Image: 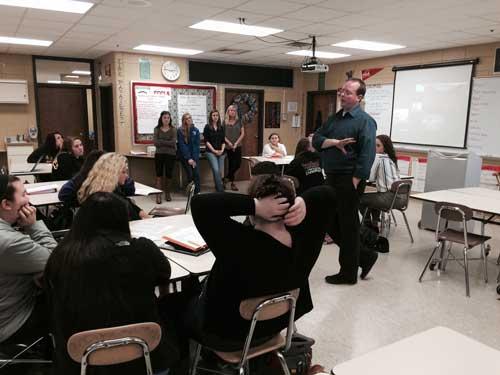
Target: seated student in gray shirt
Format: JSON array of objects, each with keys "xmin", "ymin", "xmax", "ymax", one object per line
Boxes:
[{"xmin": 0, "ymin": 175, "xmax": 57, "ymax": 345}]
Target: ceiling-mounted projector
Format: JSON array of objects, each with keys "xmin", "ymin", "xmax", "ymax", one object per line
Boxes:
[
  {"xmin": 301, "ymin": 57, "xmax": 329, "ymax": 73},
  {"xmin": 300, "ymin": 36, "xmax": 329, "ymax": 73}
]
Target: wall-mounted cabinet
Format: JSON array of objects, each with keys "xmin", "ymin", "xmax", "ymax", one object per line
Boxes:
[{"xmin": 0, "ymin": 80, "xmax": 29, "ymax": 104}]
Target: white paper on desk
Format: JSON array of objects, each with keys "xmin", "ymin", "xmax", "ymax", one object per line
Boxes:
[
  {"xmin": 134, "ymin": 187, "xmax": 150, "ymax": 196},
  {"xmin": 26, "ymin": 184, "xmax": 58, "ymax": 195},
  {"xmin": 130, "ymin": 222, "xmax": 173, "ymax": 243},
  {"xmin": 130, "ymin": 150, "xmax": 147, "ymax": 155}
]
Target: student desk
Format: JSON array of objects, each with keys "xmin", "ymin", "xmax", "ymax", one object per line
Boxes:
[
  {"xmin": 243, "ymin": 155, "xmax": 295, "ymax": 175},
  {"xmin": 332, "ymin": 326, "xmax": 500, "ymax": 375},
  {"xmin": 168, "ymin": 260, "xmax": 190, "ymax": 281},
  {"xmin": 129, "ymin": 215, "xmax": 215, "ymax": 276},
  {"xmin": 10, "ymin": 163, "xmax": 52, "ymax": 181},
  {"xmin": 25, "ymin": 180, "xmax": 162, "ymax": 207}
]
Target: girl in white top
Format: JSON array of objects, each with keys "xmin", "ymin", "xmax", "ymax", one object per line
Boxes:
[
  {"xmin": 360, "ymin": 134, "xmax": 401, "ymax": 229},
  {"xmin": 262, "ymin": 133, "xmax": 287, "ymax": 158}
]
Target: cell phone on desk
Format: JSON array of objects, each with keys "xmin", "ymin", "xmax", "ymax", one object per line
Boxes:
[{"xmin": 160, "ymin": 241, "xmax": 210, "ymax": 257}]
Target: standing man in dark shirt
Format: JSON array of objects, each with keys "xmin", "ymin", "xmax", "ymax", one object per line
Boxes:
[{"xmin": 313, "ymin": 78, "xmax": 376, "ymax": 285}]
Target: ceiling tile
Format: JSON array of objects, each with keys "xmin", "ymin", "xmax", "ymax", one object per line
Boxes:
[
  {"xmin": 317, "ymin": 0, "xmax": 399, "ymax": 13},
  {"xmin": 284, "ymin": 5, "xmax": 347, "ymax": 22},
  {"xmin": 182, "ymin": 0, "xmax": 248, "ymax": 7},
  {"xmin": 289, "ymin": 22, "xmax": 345, "ymax": 36},
  {"xmin": 88, "ymin": 4, "xmax": 153, "ymax": 20},
  {"xmin": 0, "ymin": 5, "xmax": 27, "ymax": 17},
  {"xmin": 237, "ymin": 0, "xmax": 305, "ymax": 16},
  {"xmin": 24, "ymin": 9, "xmax": 83, "ymax": 23},
  {"xmin": 210, "ymin": 9, "xmax": 273, "ymax": 24}
]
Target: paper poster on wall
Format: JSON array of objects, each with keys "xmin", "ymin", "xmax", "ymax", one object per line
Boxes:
[
  {"xmin": 177, "ymin": 94, "xmax": 207, "ymax": 131},
  {"xmin": 134, "ymin": 85, "xmax": 171, "ymax": 134},
  {"xmin": 364, "ymin": 84, "xmax": 393, "ymax": 136}
]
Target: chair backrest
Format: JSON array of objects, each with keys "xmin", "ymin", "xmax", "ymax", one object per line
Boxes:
[
  {"xmin": 67, "ymin": 322, "xmax": 161, "ymax": 366},
  {"xmin": 389, "ymin": 180, "xmax": 412, "ymax": 210},
  {"xmin": 239, "ymin": 289, "xmax": 300, "ymax": 321},
  {"xmin": 434, "ymin": 201, "xmax": 473, "ymax": 222},
  {"xmin": 185, "ymin": 182, "xmax": 196, "ymax": 214}
]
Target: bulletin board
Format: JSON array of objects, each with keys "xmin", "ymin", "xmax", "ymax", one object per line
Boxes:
[{"xmin": 131, "ymin": 82, "xmax": 216, "ymax": 144}]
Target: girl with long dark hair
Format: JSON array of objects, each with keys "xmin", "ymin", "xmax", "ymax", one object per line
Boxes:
[
  {"xmin": 360, "ymin": 134, "xmax": 401, "ymax": 228},
  {"xmin": 153, "ymin": 111, "xmax": 176, "ymax": 201},
  {"xmin": 203, "ymin": 110, "xmax": 226, "ymax": 192},
  {"xmin": 27, "ymin": 131, "xmax": 64, "ymax": 164},
  {"xmin": 44, "ymin": 192, "xmax": 178, "ymax": 374},
  {"xmin": 51, "ymin": 137, "xmax": 85, "ymax": 181}
]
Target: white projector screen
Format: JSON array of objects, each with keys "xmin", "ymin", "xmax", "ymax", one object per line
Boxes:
[{"xmin": 390, "ymin": 64, "xmax": 474, "ymax": 148}]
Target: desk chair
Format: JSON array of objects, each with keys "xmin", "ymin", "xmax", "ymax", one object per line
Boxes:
[
  {"xmin": 418, "ymin": 202, "xmax": 490, "ymax": 297},
  {"xmin": 67, "ymin": 322, "xmax": 161, "ymax": 375},
  {"xmin": 190, "ymin": 289, "xmax": 299, "ymax": 375},
  {"xmin": 0, "ymin": 335, "xmax": 53, "ymax": 373},
  {"xmin": 362, "ymin": 180, "xmax": 414, "ymax": 243}
]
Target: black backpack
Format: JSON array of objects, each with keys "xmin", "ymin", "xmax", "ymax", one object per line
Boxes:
[{"xmin": 262, "ymin": 333, "xmax": 315, "ymax": 375}]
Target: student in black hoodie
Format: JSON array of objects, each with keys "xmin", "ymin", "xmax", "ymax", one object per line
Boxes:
[
  {"xmin": 51, "ymin": 137, "xmax": 85, "ymax": 181},
  {"xmin": 27, "ymin": 132, "xmax": 64, "ymax": 164}
]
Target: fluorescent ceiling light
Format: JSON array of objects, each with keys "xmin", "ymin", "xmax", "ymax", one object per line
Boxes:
[
  {"xmin": 0, "ymin": 0, "xmax": 93, "ymax": 14},
  {"xmin": 64, "ymin": 75, "xmax": 79, "ymax": 78},
  {"xmin": 72, "ymin": 70, "xmax": 91, "ymax": 75},
  {"xmin": 48, "ymin": 80, "xmax": 80, "ymax": 84},
  {"xmin": 133, "ymin": 44, "xmax": 203, "ymax": 56},
  {"xmin": 0, "ymin": 36, "xmax": 52, "ymax": 46},
  {"xmin": 190, "ymin": 20, "xmax": 282, "ymax": 37},
  {"xmin": 286, "ymin": 50, "xmax": 350, "ymax": 59},
  {"xmin": 332, "ymin": 39, "xmax": 405, "ymax": 51}
]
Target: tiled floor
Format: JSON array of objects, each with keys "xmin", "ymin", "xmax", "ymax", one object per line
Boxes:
[{"xmin": 135, "ymin": 183, "xmax": 500, "ymax": 371}]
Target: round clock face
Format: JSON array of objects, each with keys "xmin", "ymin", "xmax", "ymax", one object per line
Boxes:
[{"xmin": 162, "ymin": 61, "xmax": 180, "ymax": 81}]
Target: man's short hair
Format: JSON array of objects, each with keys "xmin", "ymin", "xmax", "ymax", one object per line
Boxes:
[
  {"xmin": 0, "ymin": 175, "xmax": 20, "ymax": 203},
  {"xmin": 347, "ymin": 78, "xmax": 366, "ymax": 97}
]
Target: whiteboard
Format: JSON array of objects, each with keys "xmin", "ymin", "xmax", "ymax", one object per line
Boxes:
[
  {"xmin": 364, "ymin": 84, "xmax": 393, "ymax": 136},
  {"xmin": 391, "ymin": 64, "xmax": 474, "ymax": 148},
  {"xmin": 466, "ymin": 77, "xmax": 500, "ymax": 158}
]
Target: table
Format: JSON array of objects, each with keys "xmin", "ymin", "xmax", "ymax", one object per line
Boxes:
[
  {"xmin": 168, "ymin": 260, "xmax": 190, "ymax": 281},
  {"xmin": 25, "ymin": 180, "xmax": 162, "ymax": 207},
  {"xmin": 243, "ymin": 155, "xmax": 294, "ymax": 175},
  {"xmin": 411, "ymin": 187, "xmax": 500, "ymax": 220},
  {"xmin": 129, "ymin": 215, "xmax": 215, "ymax": 276},
  {"xmin": 412, "ymin": 187, "xmax": 500, "ymax": 291},
  {"xmin": 332, "ymin": 326, "xmax": 500, "ymax": 375},
  {"xmin": 10, "ymin": 163, "xmax": 52, "ymax": 180}
]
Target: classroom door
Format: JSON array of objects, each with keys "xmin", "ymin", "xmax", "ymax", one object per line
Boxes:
[
  {"xmin": 225, "ymin": 88, "xmax": 264, "ymax": 180},
  {"xmin": 306, "ymin": 90, "xmax": 337, "ymax": 135},
  {"xmin": 37, "ymin": 86, "xmax": 89, "ymax": 144},
  {"xmin": 100, "ymin": 86, "xmax": 115, "ymax": 152}
]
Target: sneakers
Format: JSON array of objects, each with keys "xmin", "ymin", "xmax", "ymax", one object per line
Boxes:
[
  {"xmin": 374, "ymin": 237, "xmax": 390, "ymax": 253},
  {"xmin": 230, "ymin": 182, "xmax": 238, "ymax": 191}
]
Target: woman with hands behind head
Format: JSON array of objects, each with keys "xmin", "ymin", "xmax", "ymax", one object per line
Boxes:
[{"xmin": 187, "ymin": 175, "xmax": 335, "ymax": 351}]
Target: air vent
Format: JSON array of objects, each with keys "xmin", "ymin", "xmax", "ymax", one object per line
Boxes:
[
  {"xmin": 212, "ymin": 48, "xmax": 250, "ymax": 55},
  {"xmin": 287, "ymin": 41, "xmax": 311, "ymax": 48}
]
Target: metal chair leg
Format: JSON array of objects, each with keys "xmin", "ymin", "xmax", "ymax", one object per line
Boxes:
[
  {"xmin": 190, "ymin": 343, "xmax": 202, "ymax": 375},
  {"xmin": 402, "ymin": 212, "xmax": 414, "ymax": 243},
  {"xmin": 276, "ymin": 351, "xmax": 291, "ymax": 375},
  {"xmin": 481, "ymin": 243, "xmax": 488, "ymax": 283},
  {"xmin": 391, "ymin": 210, "xmax": 398, "ymax": 227},
  {"xmin": 464, "ymin": 247, "xmax": 470, "ymax": 297},
  {"xmin": 419, "ymin": 242, "xmax": 442, "ymax": 282},
  {"xmin": 497, "ymin": 251, "xmax": 500, "ymax": 266}
]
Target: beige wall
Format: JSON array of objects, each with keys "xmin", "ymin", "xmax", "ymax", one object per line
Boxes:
[
  {"xmin": 96, "ymin": 52, "xmax": 306, "ymax": 155},
  {"xmin": 0, "ymin": 54, "xmax": 37, "ymax": 151}
]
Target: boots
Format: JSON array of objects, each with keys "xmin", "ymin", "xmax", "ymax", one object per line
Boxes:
[
  {"xmin": 164, "ymin": 178, "xmax": 172, "ymax": 201},
  {"xmin": 155, "ymin": 177, "xmax": 162, "ymax": 204}
]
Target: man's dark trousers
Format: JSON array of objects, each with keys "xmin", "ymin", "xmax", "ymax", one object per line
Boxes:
[{"xmin": 326, "ymin": 173, "xmax": 366, "ymax": 281}]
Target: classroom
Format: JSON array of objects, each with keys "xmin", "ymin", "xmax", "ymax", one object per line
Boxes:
[{"xmin": 1, "ymin": 0, "xmax": 500, "ymax": 374}]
